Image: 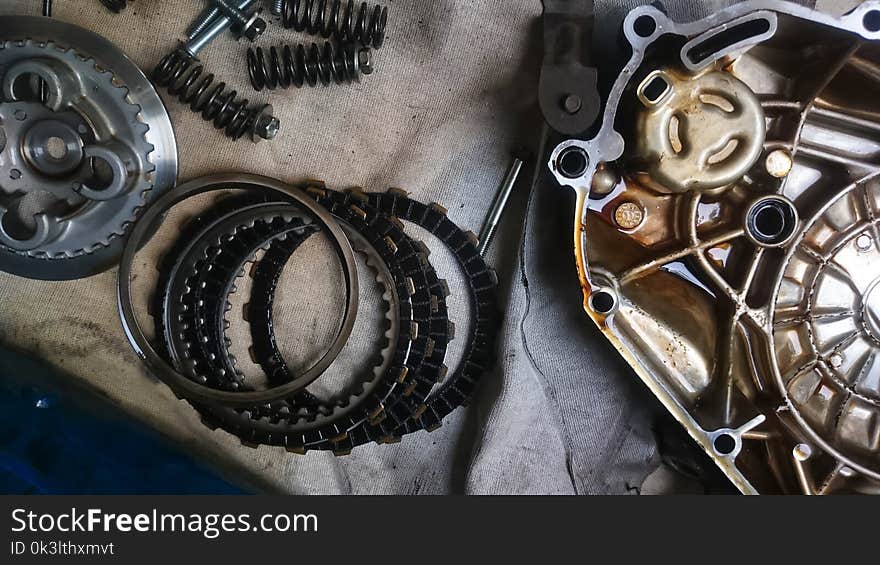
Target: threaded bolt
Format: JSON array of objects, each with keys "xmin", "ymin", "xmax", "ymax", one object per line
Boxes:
[
  {"xmin": 183, "ymin": 0, "xmax": 256, "ymax": 57},
  {"xmin": 186, "ymin": 0, "xmax": 255, "ymax": 41},
  {"xmin": 271, "ymin": 0, "xmax": 283, "ymax": 16}
]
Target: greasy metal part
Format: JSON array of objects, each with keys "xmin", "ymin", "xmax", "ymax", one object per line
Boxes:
[
  {"xmin": 117, "ymin": 173, "xmax": 359, "ymax": 408},
  {"xmin": 632, "ymin": 69, "xmax": 766, "ymax": 193},
  {"xmin": 368, "ymin": 190, "xmax": 501, "ymax": 438},
  {"xmin": 548, "ymin": 1, "xmax": 880, "ymax": 494},
  {"xmin": 280, "ymin": 0, "xmax": 389, "ymax": 50},
  {"xmin": 0, "ymin": 16, "xmax": 177, "ymax": 280},
  {"xmin": 247, "ymin": 43, "xmax": 373, "ymax": 91},
  {"xmin": 152, "ymin": 48, "xmax": 280, "ymax": 142},
  {"xmin": 478, "ymin": 157, "xmax": 524, "ymax": 257},
  {"xmin": 539, "ymin": 0, "xmax": 600, "ymax": 135}
]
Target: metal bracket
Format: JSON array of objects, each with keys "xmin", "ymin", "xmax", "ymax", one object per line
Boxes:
[{"xmin": 539, "ymin": 0, "xmax": 601, "ymax": 135}]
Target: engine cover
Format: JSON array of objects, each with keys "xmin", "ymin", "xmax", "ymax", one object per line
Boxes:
[{"xmin": 549, "ymin": 1, "xmax": 880, "ymax": 494}]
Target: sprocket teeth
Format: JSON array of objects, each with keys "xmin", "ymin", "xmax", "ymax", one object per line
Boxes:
[
  {"xmin": 487, "ymin": 268, "xmax": 499, "ymax": 286},
  {"xmin": 412, "ymin": 240, "xmax": 431, "ymax": 256},
  {"xmin": 349, "ymin": 204, "xmax": 367, "ymax": 220},
  {"xmin": 347, "ymin": 188, "xmax": 369, "ymax": 202},
  {"xmin": 429, "ymin": 202, "xmax": 448, "ymax": 215},
  {"xmin": 200, "ymin": 415, "xmax": 220, "ymax": 431},
  {"xmin": 389, "ymin": 217, "xmax": 405, "ymax": 231},
  {"xmin": 438, "ymin": 279, "xmax": 451, "ymax": 298},
  {"xmin": 240, "ymin": 438, "xmax": 261, "ymax": 449},
  {"xmin": 305, "ymin": 186, "xmax": 326, "ymax": 198}
]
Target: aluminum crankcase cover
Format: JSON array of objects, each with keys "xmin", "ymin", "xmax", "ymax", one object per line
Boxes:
[{"xmin": 549, "ymin": 1, "xmax": 880, "ymax": 494}]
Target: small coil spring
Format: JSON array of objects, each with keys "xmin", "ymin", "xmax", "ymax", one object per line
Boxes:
[
  {"xmin": 153, "ymin": 49, "xmax": 279, "ymax": 142},
  {"xmin": 99, "ymin": 0, "xmax": 127, "ymax": 12},
  {"xmin": 281, "ymin": 0, "xmax": 388, "ymax": 49},
  {"xmin": 247, "ymin": 42, "xmax": 372, "ymax": 91}
]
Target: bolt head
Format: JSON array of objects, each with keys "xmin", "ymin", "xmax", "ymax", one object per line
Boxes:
[
  {"xmin": 358, "ymin": 49, "xmax": 374, "ymax": 75},
  {"xmin": 235, "ymin": 16, "xmax": 267, "ymax": 42},
  {"xmin": 253, "ymin": 110, "xmax": 280, "ymax": 141},
  {"xmin": 614, "ymin": 201, "xmax": 645, "ymax": 230},
  {"xmin": 562, "ymin": 93, "xmax": 582, "ymax": 114},
  {"xmin": 765, "ymin": 148, "xmax": 793, "ymax": 178}
]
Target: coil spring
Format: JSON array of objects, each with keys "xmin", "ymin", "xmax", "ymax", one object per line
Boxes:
[
  {"xmin": 247, "ymin": 42, "xmax": 372, "ymax": 91},
  {"xmin": 152, "ymin": 49, "xmax": 280, "ymax": 142},
  {"xmin": 281, "ymin": 0, "xmax": 388, "ymax": 49},
  {"xmin": 99, "ymin": 0, "xmax": 127, "ymax": 12}
]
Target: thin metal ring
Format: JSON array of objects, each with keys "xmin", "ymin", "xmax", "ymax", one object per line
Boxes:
[{"xmin": 117, "ymin": 173, "xmax": 359, "ymax": 407}]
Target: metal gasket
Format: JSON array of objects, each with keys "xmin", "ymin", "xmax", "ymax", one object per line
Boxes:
[
  {"xmin": 368, "ymin": 189, "xmax": 501, "ymax": 437},
  {"xmin": 181, "ymin": 187, "xmax": 449, "ymax": 453},
  {"xmin": 117, "ymin": 173, "xmax": 358, "ymax": 408}
]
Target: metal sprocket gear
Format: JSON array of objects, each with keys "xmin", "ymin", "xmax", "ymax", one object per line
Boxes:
[{"xmin": 0, "ymin": 16, "xmax": 177, "ymax": 280}]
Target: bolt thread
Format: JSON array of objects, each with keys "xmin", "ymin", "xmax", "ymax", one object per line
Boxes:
[
  {"xmin": 187, "ymin": 0, "xmax": 255, "ymax": 40},
  {"xmin": 214, "ymin": 0, "xmax": 250, "ymax": 25},
  {"xmin": 187, "ymin": 7, "xmax": 222, "ymax": 39}
]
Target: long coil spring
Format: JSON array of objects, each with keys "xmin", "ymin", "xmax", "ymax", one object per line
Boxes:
[
  {"xmin": 281, "ymin": 0, "xmax": 388, "ymax": 49},
  {"xmin": 247, "ymin": 42, "xmax": 372, "ymax": 91},
  {"xmin": 153, "ymin": 49, "xmax": 279, "ymax": 141}
]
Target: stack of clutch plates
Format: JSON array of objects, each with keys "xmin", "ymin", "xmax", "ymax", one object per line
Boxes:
[{"xmin": 117, "ymin": 174, "xmax": 501, "ymax": 454}]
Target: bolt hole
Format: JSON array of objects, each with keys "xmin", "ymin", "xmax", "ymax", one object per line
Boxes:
[
  {"xmin": 558, "ymin": 147, "xmax": 589, "ymax": 179},
  {"xmin": 713, "ymin": 433, "xmax": 736, "ymax": 455},
  {"xmin": 865, "ymin": 10, "xmax": 880, "ymax": 32},
  {"xmin": 0, "ymin": 208, "xmax": 34, "ymax": 242},
  {"xmin": 590, "ymin": 290, "xmax": 616, "ymax": 314},
  {"xmin": 633, "ymin": 15, "xmax": 657, "ymax": 38},
  {"xmin": 746, "ymin": 197, "xmax": 798, "ymax": 246},
  {"xmin": 642, "ymin": 75, "xmax": 670, "ymax": 104},
  {"xmin": 46, "ymin": 136, "xmax": 68, "ymax": 160},
  {"xmin": 85, "ymin": 156, "xmax": 115, "ymax": 191},
  {"xmin": 10, "ymin": 74, "xmax": 41, "ymax": 102},
  {"xmin": 1, "ymin": 191, "xmax": 64, "ymax": 241}
]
